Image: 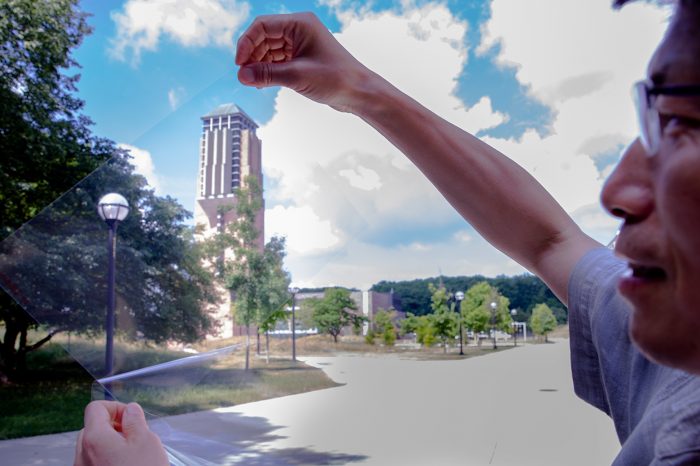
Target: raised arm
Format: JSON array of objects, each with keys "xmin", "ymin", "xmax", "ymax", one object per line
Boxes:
[{"xmin": 235, "ymin": 12, "xmax": 601, "ymax": 304}]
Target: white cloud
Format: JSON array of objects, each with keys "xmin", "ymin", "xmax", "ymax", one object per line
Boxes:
[
  {"xmin": 260, "ymin": 0, "xmax": 669, "ymax": 288},
  {"xmin": 260, "ymin": 3, "xmax": 509, "ymax": 287},
  {"xmin": 109, "ymin": 0, "xmax": 250, "ymax": 64},
  {"xmin": 569, "ymin": 202, "xmax": 621, "ymax": 247},
  {"xmin": 167, "ymin": 86, "xmax": 186, "ymax": 110},
  {"xmin": 118, "ymin": 143, "xmax": 162, "ymax": 193},
  {"xmin": 477, "ymin": 0, "xmax": 668, "ymax": 215},
  {"xmin": 265, "ymin": 205, "xmax": 340, "ymax": 254},
  {"xmin": 339, "ymin": 166, "xmax": 382, "ymax": 191},
  {"xmin": 453, "ymin": 230, "xmax": 473, "ymax": 243}
]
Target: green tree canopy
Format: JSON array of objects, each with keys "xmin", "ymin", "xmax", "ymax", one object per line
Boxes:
[
  {"xmin": 256, "ymin": 236, "xmax": 292, "ymax": 361},
  {"xmin": 428, "ymin": 283, "xmax": 458, "ymax": 352},
  {"xmin": 0, "ymin": 0, "xmax": 119, "ymax": 379},
  {"xmin": 0, "ymin": 155, "xmax": 219, "ymax": 377},
  {"xmin": 372, "ymin": 274, "xmax": 565, "ymax": 323},
  {"xmin": 461, "ymin": 281, "xmax": 511, "ymax": 347},
  {"xmin": 211, "ymin": 177, "xmax": 291, "ymax": 369},
  {"xmin": 310, "ymin": 288, "xmax": 363, "ymax": 343},
  {"xmin": 373, "ymin": 308, "xmax": 397, "ymax": 346},
  {"xmin": 530, "ymin": 303, "xmax": 558, "ymax": 342}
]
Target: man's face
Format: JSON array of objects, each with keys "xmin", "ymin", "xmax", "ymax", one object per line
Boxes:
[{"xmin": 601, "ymin": 8, "xmax": 700, "ymax": 373}]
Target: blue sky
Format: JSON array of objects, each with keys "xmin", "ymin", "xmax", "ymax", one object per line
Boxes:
[{"xmin": 72, "ymin": 0, "xmax": 669, "ymax": 289}]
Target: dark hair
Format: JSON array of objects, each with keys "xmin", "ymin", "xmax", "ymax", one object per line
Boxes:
[{"xmin": 613, "ymin": 0, "xmax": 695, "ymax": 8}]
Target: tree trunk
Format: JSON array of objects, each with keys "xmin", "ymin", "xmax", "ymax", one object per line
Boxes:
[
  {"xmin": 256, "ymin": 331, "xmax": 261, "ymax": 355},
  {"xmin": 17, "ymin": 328, "xmax": 28, "ymax": 373},
  {"xmin": 0, "ymin": 316, "xmax": 55, "ymax": 380},
  {"xmin": 265, "ymin": 331, "xmax": 270, "ymax": 364},
  {"xmin": 0, "ymin": 322, "xmax": 19, "ymax": 372}
]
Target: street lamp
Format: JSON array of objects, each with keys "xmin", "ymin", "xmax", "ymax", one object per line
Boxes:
[
  {"xmin": 490, "ymin": 301, "xmax": 497, "ymax": 350},
  {"xmin": 455, "ymin": 291, "xmax": 464, "ymax": 355},
  {"xmin": 511, "ymin": 308, "xmax": 518, "ymax": 347},
  {"xmin": 97, "ymin": 193, "xmax": 129, "ymax": 388},
  {"xmin": 289, "ymin": 286, "xmax": 299, "ymax": 362}
]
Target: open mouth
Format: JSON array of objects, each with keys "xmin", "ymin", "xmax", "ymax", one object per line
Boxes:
[{"xmin": 630, "ymin": 265, "xmax": 666, "ymax": 280}]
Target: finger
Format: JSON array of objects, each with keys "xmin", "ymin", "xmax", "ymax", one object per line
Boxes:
[
  {"xmin": 238, "ymin": 61, "xmax": 301, "ymax": 89},
  {"xmin": 236, "ymin": 14, "xmax": 298, "ymax": 65},
  {"xmin": 120, "ymin": 402, "xmax": 150, "ymax": 439},
  {"xmin": 83, "ymin": 400, "xmax": 125, "ymax": 431},
  {"xmin": 73, "ymin": 429, "xmax": 85, "ymax": 466}
]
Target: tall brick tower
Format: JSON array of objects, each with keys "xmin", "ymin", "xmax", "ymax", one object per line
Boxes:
[{"xmin": 195, "ymin": 103, "xmax": 264, "ymax": 338}]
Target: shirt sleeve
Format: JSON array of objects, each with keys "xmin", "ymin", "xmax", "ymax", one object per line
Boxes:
[{"xmin": 567, "ymin": 248, "xmax": 631, "ymax": 426}]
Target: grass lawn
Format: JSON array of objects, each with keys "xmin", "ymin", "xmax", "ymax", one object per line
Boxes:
[
  {"xmin": 0, "ymin": 343, "xmax": 93, "ymax": 440},
  {"xmin": 0, "ymin": 334, "xmax": 338, "ymax": 440},
  {"xmin": 0, "ymin": 326, "xmax": 556, "ymax": 440}
]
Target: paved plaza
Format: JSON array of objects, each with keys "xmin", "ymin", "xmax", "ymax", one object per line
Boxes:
[{"xmin": 0, "ymin": 339, "xmax": 620, "ymax": 465}]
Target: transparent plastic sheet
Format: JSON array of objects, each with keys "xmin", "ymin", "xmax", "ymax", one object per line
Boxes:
[{"xmin": 0, "ymin": 155, "xmax": 276, "ymax": 465}]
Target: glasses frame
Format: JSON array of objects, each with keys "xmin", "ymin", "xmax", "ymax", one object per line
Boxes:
[{"xmin": 633, "ymin": 80, "xmax": 700, "ymax": 156}]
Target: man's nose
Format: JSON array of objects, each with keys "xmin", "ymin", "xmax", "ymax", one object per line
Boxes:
[{"xmin": 600, "ymin": 138, "xmax": 654, "ymax": 223}]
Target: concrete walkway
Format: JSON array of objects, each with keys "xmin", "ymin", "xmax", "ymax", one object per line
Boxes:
[{"xmin": 0, "ymin": 340, "xmax": 620, "ymax": 465}]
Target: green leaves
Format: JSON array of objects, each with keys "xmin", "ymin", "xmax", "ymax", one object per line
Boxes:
[
  {"xmin": 529, "ymin": 303, "xmax": 557, "ymax": 342},
  {"xmin": 310, "ymin": 288, "xmax": 364, "ymax": 343}
]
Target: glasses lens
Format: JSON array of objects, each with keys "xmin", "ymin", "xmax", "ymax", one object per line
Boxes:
[{"xmin": 633, "ymin": 82, "xmax": 660, "ymax": 156}]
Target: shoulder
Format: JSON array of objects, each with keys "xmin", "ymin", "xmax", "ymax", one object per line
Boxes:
[{"xmin": 568, "ymin": 247, "xmax": 627, "ymax": 320}]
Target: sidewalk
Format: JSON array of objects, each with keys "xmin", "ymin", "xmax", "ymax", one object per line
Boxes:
[{"xmin": 0, "ymin": 339, "xmax": 620, "ymax": 465}]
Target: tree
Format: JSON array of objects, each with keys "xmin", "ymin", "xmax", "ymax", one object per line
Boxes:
[
  {"xmin": 399, "ymin": 312, "xmax": 419, "ymax": 337},
  {"xmin": 211, "ymin": 176, "xmax": 271, "ymax": 370},
  {"xmin": 415, "ymin": 315, "xmax": 436, "ymax": 347},
  {"xmin": 530, "ymin": 303, "xmax": 557, "ymax": 342},
  {"xmin": 296, "ymin": 298, "xmax": 316, "ymax": 330},
  {"xmin": 310, "ymin": 288, "xmax": 364, "ymax": 343},
  {"xmin": 0, "ymin": 155, "xmax": 219, "ymax": 377},
  {"xmin": 0, "ymin": 0, "xmax": 118, "ymax": 379},
  {"xmin": 462, "ymin": 281, "xmax": 512, "ymax": 348},
  {"xmin": 462, "ymin": 282, "xmax": 492, "ymax": 346},
  {"xmin": 428, "ymin": 283, "xmax": 458, "ymax": 353},
  {"xmin": 256, "ymin": 237, "xmax": 292, "ymax": 363},
  {"xmin": 373, "ymin": 309, "xmax": 397, "ymax": 346},
  {"xmin": 372, "ymin": 274, "xmax": 565, "ymax": 322}
]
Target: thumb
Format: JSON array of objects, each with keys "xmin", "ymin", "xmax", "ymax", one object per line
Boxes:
[
  {"xmin": 120, "ymin": 403, "xmax": 149, "ymax": 438},
  {"xmin": 238, "ymin": 61, "xmax": 300, "ymax": 89}
]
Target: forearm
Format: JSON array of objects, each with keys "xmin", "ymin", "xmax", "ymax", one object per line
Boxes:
[
  {"xmin": 351, "ymin": 72, "xmax": 599, "ymax": 302},
  {"xmin": 233, "ymin": 12, "xmax": 600, "ymax": 303}
]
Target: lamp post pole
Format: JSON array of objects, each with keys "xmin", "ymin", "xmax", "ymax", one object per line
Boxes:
[
  {"xmin": 105, "ymin": 220, "xmax": 117, "ymax": 377},
  {"xmin": 289, "ymin": 287, "xmax": 299, "ymax": 362},
  {"xmin": 98, "ymin": 193, "xmax": 129, "ymax": 399},
  {"xmin": 490, "ymin": 301, "xmax": 497, "ymax": 350},
  {"xmin": 455, "ymin": 291, "xmax": 464, "ymax": 355},
  {"xmin": 511, "ymin": 308, "xmax": 518, "ymax": 347}
]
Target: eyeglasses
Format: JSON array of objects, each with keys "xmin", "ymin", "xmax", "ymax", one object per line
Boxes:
[{"xmin": 633, "ymin": 80, "xmax": 700, "ymax": 156}]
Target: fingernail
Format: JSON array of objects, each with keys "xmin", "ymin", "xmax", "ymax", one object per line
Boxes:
[
  {"xmin": 239, "ymin": 66, "xmax": 255, "ymax": 84},
  {"xmin": 125, "ymin": 402, "xmax": 140, "ymax": 420}
]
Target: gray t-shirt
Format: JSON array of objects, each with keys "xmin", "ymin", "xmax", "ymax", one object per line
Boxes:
[{"xmin": 568, "ymin": 247, "xmax": 700, "ymax": 465}]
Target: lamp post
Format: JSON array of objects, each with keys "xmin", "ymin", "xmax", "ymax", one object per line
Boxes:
[
  {"xmin": 490, "ymin": 301, "xmax": 497, "ymax": 350},
  {"xmin": 97, "ymin": 193, "xmax": 129, "ymax": 390},
  {"xmin": 511, "ymin": 308, "xmax": 518, "ymax": 347},
  {"xmin": 455, "ymin": 291, "xmax": 464, "ymax": 355},
  {"xmin": 289, "ymin": 287, "xmax": 299, "ymax": 362}
]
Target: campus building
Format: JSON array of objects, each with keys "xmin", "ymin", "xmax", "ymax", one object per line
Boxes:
[
  {"xmin": 280, "ymin": 290, "xmax": 403, "ymax": 336},
  {"xmin": 194, "ymin": 103, "xmax": 264, "ymax": 338}
]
